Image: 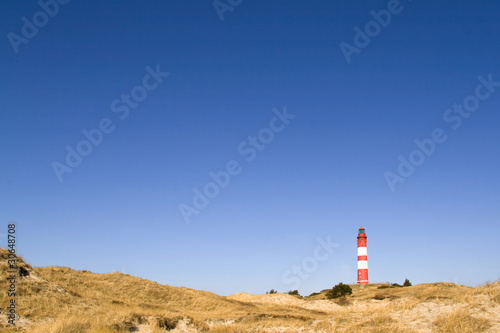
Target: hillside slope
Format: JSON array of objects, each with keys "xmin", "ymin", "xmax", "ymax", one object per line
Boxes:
[{"xmin": 1, "ymin": 248, "xmax": 499, "ymax": 332}]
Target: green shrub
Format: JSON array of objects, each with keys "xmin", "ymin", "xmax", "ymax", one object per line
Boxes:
[
  {"xmin": 287, "ymin": 290, "xmax": 300, "ymax": 296},
  {"xmin": 266, "ymin": 289, "xmax": 278, "ymax": 294},
  {"xmin": 326, "ymin": 282, "xmax": 352, "ymax": 299},
  {"xmin": 377, "ymin": 279, "xmax": 411, "ymax": 289}
]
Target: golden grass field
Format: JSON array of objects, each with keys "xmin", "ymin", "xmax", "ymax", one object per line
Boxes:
[{"xmin": 0, "ymin": 248, "xmax": 499, "ymax": 332}]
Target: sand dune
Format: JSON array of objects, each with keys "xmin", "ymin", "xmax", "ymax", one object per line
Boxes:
[{"xmin": 1, "ymin": 249, "xmax": 499, "ymax": 332}]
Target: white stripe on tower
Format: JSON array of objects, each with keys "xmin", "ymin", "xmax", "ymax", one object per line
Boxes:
[{"xmin": 358, "ymin": 260, "xmax": 368, "ymax": 270}]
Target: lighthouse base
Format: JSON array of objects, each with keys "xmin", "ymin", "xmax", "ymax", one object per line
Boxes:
[{"xmin": 357, "ymin": 268, "xmax": 368, "ymax": 284}]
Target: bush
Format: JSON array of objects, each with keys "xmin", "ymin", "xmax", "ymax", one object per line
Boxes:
[
  {"xmin": 377, "ymin": 279, "xmax": 411, "ymax": 289},
  {"xmin": 266, "ymin": 289, "xmax": 278, "ymax": 294},
  {"xmin": 287, "ymin": 290, "xmax": 300, "ymax": 296},
  {"xmin": 326, "ymin": 282, "xmax": 352, "ymax": 299}
]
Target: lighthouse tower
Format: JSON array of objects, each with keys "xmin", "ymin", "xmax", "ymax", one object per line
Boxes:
[{"xmin": 357, "ymin": 226, "xmax": 368, "ymax": 284}]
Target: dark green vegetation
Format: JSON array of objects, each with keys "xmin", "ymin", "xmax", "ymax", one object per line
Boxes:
[{"xmin": 325, "ymin": 282, "xmax": 353, "ymax": 299}]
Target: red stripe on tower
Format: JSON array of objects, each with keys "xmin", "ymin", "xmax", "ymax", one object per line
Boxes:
[{"xmin": 357, "ymin": 226, "xmax": 368, "ymax": 284}]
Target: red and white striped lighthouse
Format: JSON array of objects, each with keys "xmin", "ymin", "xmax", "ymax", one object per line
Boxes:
[{"xmin": 357, "ymin": 226, "xmax": 368, "ymax": 284}]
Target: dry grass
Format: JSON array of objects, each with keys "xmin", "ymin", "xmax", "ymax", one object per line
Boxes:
[
  {"xmin": 434, "ymin": 308, "xmax": 491, "ymax": 332},
  {"xmin": 1, "ymin": 248, "xmax": 499, "ymax": 332}
]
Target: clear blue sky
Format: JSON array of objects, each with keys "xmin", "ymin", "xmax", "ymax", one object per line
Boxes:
[{"xmin": 1, "ymin": 0, "xmax": 499, "ymax": 296}]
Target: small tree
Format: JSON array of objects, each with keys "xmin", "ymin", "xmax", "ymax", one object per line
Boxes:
[
  {"xmin": 266, "ymin": 289, "xmax": 278, "ymax": 294},
  {"xmin": 403, "ymin": 278, "xmax": 412, "ymax": 287},
  {"xmin": 287, "ymin": 290, "xmax": 300, "ymax": 296},
  {"xmin": 325, "ymin": 282, "xmax": 352, "ymax": 299}
]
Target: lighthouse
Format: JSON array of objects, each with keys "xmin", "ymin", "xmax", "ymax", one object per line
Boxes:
[{"xmin": 357, "ymin": 226, "xmax": 368, "ymax": 284}]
